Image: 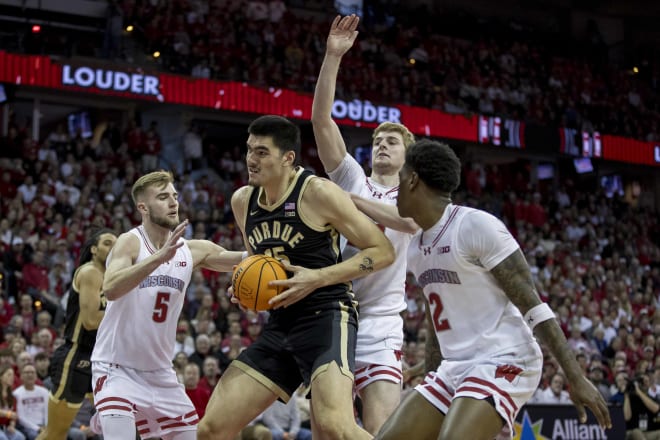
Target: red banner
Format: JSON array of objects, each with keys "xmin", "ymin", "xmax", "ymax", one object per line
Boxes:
[
  {"xmin": 0, "ymin": 51, "xmax": 477, "ymax": 142},
  {"xmin": 600, "ymin": 134, "xmax": 660, "ymax": 167}
]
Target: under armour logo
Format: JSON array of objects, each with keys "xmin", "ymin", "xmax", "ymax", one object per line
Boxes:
[
  {"xmin": 373, "ymin": 191, "xmax": 383, "ymax": 199},
  {"xmin": 528, "ymin": 316, "xmax": 534, "ymax": 324},
  {"xmin": 423, "ymin": 247, "xmax": 431, "ymax": 255}
]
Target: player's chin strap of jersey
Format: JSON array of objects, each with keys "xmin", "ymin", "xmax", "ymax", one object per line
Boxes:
[{"xmin": 523, "ymin": 303, "xmax": 555, "ymax": 330}]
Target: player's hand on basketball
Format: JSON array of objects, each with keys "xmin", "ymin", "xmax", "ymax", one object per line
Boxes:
[
  {"xmin": 568, "ymin": 375, "xmax": 612, "ymax": 430},
  {"xmin": 227, "ymin": 285, "xmax": 249, "ymax": 312},
  {"xmin": 326, "ymin": 14, "xmax": 359, "ymax": 57},
  {"xmin": 155, "ymin": 220, "xmax": 187, "ymax": 264},
  {"xmin": 268, "ymin": 260, "xmax": 323, "ymax": 309}
]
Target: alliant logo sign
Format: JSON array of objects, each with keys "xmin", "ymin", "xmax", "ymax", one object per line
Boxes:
[{"xmin": 62, "ymin": 65, "xmax": 160, "ymax": 96}]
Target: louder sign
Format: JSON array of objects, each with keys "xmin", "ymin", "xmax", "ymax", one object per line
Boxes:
[{"xmin": 62, "ymin": 65, "xmax": 160, "ymax": 96}]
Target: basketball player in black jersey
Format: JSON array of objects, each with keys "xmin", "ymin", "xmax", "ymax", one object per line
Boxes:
[
  {"xmin": 198, "ymin": 115, "xmax": 395, "ymax": 440},
  {"xmin": 37, "ymin": 229, "xmax": 117, "ymax": 440}
]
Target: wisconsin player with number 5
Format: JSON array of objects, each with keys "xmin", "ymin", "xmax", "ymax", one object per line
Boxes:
[
  {"xmin": 90, "ymin": 171, "xmax": 243, "ymax": 440},
  {"xmin": 352, "ymin": 139, "xmax": 612, "ymax": 439},
  {"xmin": 311, "ymin": 14, "xmax": 415, "ymax": 434},
  {"xmin": 36, "ymin": 228, "xmax": 117, "ymax": 440},
  {"xmin": 197, "ymin": 115, "xmax": 395, "ymax": 440}
]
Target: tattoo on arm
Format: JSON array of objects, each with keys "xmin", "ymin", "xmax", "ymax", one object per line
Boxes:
[
  {"xmin": 490, "ymin": 249, "xmax": 539, "ymax": 313},
  {"xmin": 491, "ymin": 249, "xmax": 582, "ymax": 380},
  {"xmin": 359, "ymin": 256, "xmax": 374, "ymax": 273}
]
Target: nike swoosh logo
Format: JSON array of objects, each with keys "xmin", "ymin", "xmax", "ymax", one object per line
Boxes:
[{"xmin": 250, "ymin": 210, "xmax": 259, "ymax": 215}]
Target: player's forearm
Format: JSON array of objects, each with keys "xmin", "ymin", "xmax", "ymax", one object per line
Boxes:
[
  {"xmin": 351, "ymin": 194, "xmax": 419, "ymax": 234},
  {"xmin": 199, "ymin": 250, "xmax": 244, "ymax": 273},
  {"xmin": 533, "ymin": 320, "xmax": 583, "ymax": 382},
  {"xmin": 425, "ymin": 305, "xmax": 442, "ymax": 372},
  {"xmin": 103, "ymin": 256, "xmax": 165, "ymax": 300},
  {"xmin": 317, "ymin": 245, "xmax": 394, "ymax": 286},
  {"xmin": 311, "ymin": 53, "xmax": 342, "ymax": 122}
]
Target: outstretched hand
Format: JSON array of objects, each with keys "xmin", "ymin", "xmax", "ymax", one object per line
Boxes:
[
  {"xmin": 268, "ymin": 260, "xmax": 323, "ymax": 309},
  {"xmin": 155, "ymin": 220, "xmax": 187, "ymax": 264},
  {"xmin": 326, "ymin": 14, "xmax": 359, "ymax": 57},
  {"xmin": 568, "ymin": 375, "xmax": 612, "ymax": 430}
]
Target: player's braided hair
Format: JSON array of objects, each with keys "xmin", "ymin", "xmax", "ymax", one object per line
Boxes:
[
  {"xmin": 405, "ymin": 139, "xmax": 461, "ymax": 194},
  {"xmin": 78, "ymin": 227, "xmax": 115, "ymax": 267}
]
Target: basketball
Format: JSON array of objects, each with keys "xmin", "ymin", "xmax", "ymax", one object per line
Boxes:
[{"xmin": 232, "ymin": 254, "xmax": 288, "ymax": 311}]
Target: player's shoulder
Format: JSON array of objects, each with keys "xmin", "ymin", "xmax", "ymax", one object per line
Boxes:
[
  {"xmin": 76, "ymin": 261, "xmax": 103, "ymax": 279},
  {"xmin": 232, "ymin": 185, "xmax": 254, "ymax": 204}
]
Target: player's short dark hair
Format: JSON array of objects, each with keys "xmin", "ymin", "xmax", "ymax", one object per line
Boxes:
[
  {"xmin": 248, "ymin": 115, "xmax": 301, "ymax": 163},
  {"xmin": 405, "ymin": 139, "xmax": 461, "ymax": 194}
]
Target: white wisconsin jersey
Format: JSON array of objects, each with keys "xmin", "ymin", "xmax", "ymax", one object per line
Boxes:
[
  {"xmin": 328, "ymin": 154, "xmax": 410, "ymax": 316},
  {"xmin": 407, "ymin": 204, "xmax": 537, "ymax": 361},
  {"xmin": 92, "ymin": 226, "xmax": 193, "ymax": 370}
]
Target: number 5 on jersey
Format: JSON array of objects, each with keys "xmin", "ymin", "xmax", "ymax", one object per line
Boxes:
[
  {"xmin": 153, "ymin": 292, "xmax": 170, "ymax": 323},
  {"xmin": 428, "ymin": 292, "xmax": 451, "ymax": 332}
]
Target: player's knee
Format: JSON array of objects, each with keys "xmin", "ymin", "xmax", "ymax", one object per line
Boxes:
[{"xmin": 197, "ymin": 418, "xmax": 232, "ymax": 440}]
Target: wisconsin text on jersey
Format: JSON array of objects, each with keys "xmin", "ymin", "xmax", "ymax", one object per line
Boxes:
[
  {"xmin": 417, "ymin": 268, "xmax": 461, "ymax": 287},
  {"xmin": 247, "ymin": 220, "xmax": 304, "ymax": 249},
  {"xmin": 139, "ymin": 275, "xmax": 186, "ymax": 292}
]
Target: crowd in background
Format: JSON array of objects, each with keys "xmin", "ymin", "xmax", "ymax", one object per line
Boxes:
[
  {"xmin": 102, "ymin": 0, "xmax": 658, "ymax": 142},
  {"xmin": 0, "ymin": 108, "xmax": 658, "ymax": 437},
  {"xmin": 0, "ymin": 0, "xmax": 658, "ymax": 437}
]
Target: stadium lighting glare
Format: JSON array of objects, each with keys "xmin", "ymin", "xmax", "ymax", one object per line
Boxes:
[
  {"xmin": 409, "ymin": 58, "xmax": 416, "ymax": 65},
  {"xmin": 31, "ymin": 24, "xmax": 41, "ymax": 33},
  {"xmin": 633, "ymin": 66, "xmax": 639, "ymax": 73},
  {"xmin": 126, "ymin": 25, "xmax": 134, "ymax": 32},
  {"xmin": 153, "ymin": 51, "xmax": 161, "ymax": 58}
]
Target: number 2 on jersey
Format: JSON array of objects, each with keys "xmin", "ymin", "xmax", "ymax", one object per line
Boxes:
[
  {"xmin": 428, "ymin": 292, "xmax": 451, "ymax": 332},
  {"xmin": 152, "ymin": 292, "xmax": 170, "ymax": 323}
]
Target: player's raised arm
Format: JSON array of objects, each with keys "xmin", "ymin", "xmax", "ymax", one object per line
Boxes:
[
  {"xmin": 269, "ymin": 178, "xmax": 394, "ymax": 308},
  {"xmin": 350, "ymin": 193, "xmax": 420, "ymax": 234},
  {"xmin": 490, "ymin": 249, "xmax": 612, "ymax": 430},
  {"xmin": 311, "ymin": 15, "xmax": 359, "ymax": 172},
  {"xmin": 103, "ymin": 221, "xmax": 187, "ymax": 300}
]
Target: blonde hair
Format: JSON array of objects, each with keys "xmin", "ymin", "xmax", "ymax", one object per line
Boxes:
[
  {"xmin": 373, "ymin": 122, "xmax": 415, "ymax": 148},
  {"xmin": 131, "ymin": 170, "xmax": 174, "ymax": 205}
]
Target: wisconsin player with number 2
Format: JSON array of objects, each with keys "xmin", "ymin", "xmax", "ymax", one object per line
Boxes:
[
  {"xmin": 90, "ymin": 171, "xmax": 243, "ymax": 440},
  {"xmin": 352, "ymin": 139, "xmax": 612, "ymax": 439}
]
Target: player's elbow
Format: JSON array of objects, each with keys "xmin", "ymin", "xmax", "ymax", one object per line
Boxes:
[{"xmin": 376, "ymin": 241, "xmax": 395, "ymax": 269}]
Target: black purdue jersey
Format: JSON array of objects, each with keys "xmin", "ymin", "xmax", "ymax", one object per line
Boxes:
[
  {"xmin": 244, "ymin": 168, "xmax": 353, "ymax": 310},
  {"xmin": 63, "ymin": 272, "xmax": 106, "ymax": 351}
]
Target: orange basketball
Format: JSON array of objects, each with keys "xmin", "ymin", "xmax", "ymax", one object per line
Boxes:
[{"xmin": 232, "ymin": 254, "xmax": 287, "ymax": 311}]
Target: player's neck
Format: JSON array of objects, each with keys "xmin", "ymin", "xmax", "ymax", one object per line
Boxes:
[
  {"xmin": 261, "ymin": 168, "xmax": 297, "ymax": 206},
  {"xmin": 417, "ymin": 195, "xmax": 452, "ymax": 231},
  {"xmin": 142, "ymin": 222, "xmax": 172, "ymax": 249},
  {"xmin": 370, "ymin": 171, "xmax": 399, "ymax": 188}
]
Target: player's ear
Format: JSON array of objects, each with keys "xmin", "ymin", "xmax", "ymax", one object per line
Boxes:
[
  {"xmin": 136, "ymin": 201, "xmax": 147, "ymax": 215},
  {"xmin": 281, "ymin": 150, "xmax": 295, "ymax": 166},
  {"xmin": 409, "ymin": 171, "xmax": 420, "ymax": 191}
]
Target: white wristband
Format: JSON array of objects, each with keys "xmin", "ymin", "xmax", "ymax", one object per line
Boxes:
[
  {"xmin": 241, "ymin": 251, "xmax": 249, "ymax": 260},
  {"xmin": 523, "ymin": 303, "xmax": 555, "ymax": 330}
]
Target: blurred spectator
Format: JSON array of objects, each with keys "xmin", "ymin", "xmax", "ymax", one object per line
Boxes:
[
  {"xmin": 623, "ymin": 372, "xmax": 660, "ymax": 439},
  {"xmin": 529, "ymin": 373, "xmax": 571, "ymax": 404},
  {"xmin": 261, "ymin": 398, "xmax": 312, "ymax": 440},
  {"xmin": 198, "ymin": 356, "xmax": 221, "ymax": 395},
  {"xmin": 0, "ymin": 365, "xmax": 23, "ymax": 440},
  {"xmin": 12, "ymin": 364, "xmax": 47, "ymax": 440},
  {"xmin": 183, "ymin": 363, "xmax": 210, "ymax": 419}
]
